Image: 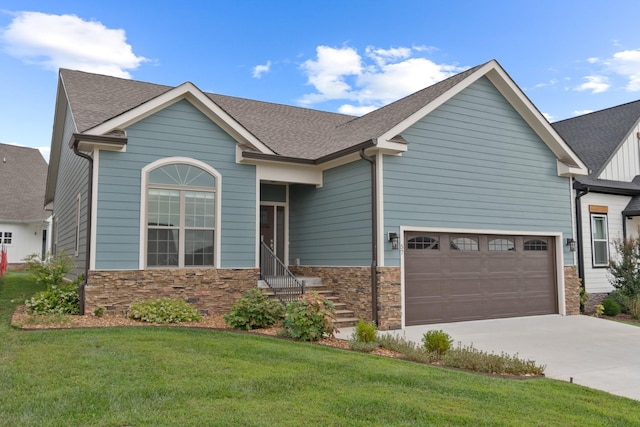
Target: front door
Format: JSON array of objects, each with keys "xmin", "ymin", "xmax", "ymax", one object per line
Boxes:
[{"xmin": 260, "ymin": 205, "xmax": 285, "ymax": 261}]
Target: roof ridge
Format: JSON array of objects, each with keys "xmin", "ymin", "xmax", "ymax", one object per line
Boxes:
[{"xmin": 553, "ymin": 98, "xmax": 640, "ymax": 124}]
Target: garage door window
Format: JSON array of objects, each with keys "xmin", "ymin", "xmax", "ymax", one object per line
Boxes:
[
  {"xmin": 524, "ymin": 239, "xmax": 548, "ymax": 251},
  {"xmin": 591, "ymin": 214, "xmax": 609, "ymax": 267},
  {"xmin": 407, "ymin": 236, "xmax": 439, "ymax": 250},
  {"xmin": 450, "ymin": 236, "xmax": 478, "ymax": 251},
  {"xmin": 488, "ymin": 238, "xmax": 515, "ymax": 251}
]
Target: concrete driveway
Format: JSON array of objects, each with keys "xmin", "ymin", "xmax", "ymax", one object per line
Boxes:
[{"xmin": 337, "ymin": 315, "xmax": 640, "ymax": 401}]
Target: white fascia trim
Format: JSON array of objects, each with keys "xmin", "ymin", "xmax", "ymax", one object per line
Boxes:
[
  {"xmin": 378, "ymin": 62, "xmax": 496, "ymax": 144},
  {"xmin": 398, "ymin": 226, "xmax": 567, "ymax": 328},
  {"xmin": 86, "ymin": 82, "xmax": 274, "ymax": 155},
  {"xmin": 256, "ymin": 162, "xmax": 322, "ymax": 186},
  {"xmin": 138, "ymin": 156, "xmax": 223, "ymax": 269},
  {"xmin": 484, "ymin": 67, "xmax": 588, "ymax": 175},
  {"xmin": 254, "ymin": 174, "xmax": 260, "ymax": 268},
  {"xmin": 90, "ymin": 150, "xmax": 99, "ymax": 270},
  {"xmin": 557, "ymin": 160, "xmax": 589, "ymax": 177}
]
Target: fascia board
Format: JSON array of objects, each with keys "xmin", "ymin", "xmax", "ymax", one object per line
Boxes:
[
  {"xmin": 484, "ymin": 67, "xmax": 588, "ymax": 174},
  {"xmin": 557, "ymin": 160, "xmax": 589, "ymax": 177},
  {"xmin": 378, "ymin": 61, "xmax": 496, "ymax": 144},
  {"xmin": 85, "ymin": 82, "xmax": 274, "ymax": 155}
]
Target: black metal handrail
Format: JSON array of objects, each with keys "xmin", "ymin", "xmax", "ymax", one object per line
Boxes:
[{"xmin": 260, "ymin": 239, "xmax": 305, "ymax": 303}]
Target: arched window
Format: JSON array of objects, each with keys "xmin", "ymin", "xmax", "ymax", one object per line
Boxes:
[
  {"xmin": 450, "ymin": 236, "xmax": 478, "ymax": 251},
  {"xmin": 145, "ymin": 161, "xmax": 218, "ymax": 267},
  {"xmin": 488, "ymin": 238, "xmax": 515, "ymax": 251},
  {"xmin": 407, "ymin": 236, "xmax": 439, "ymax": 250}
]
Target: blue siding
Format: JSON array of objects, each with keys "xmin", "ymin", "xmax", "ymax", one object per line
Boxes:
[
  {"xmin": 383, "ymin": 77, "xmax": 573, "ymax": 266},
  {"xmin": 289, "ymin": 160, "xmax": 371, "ymax": 265},
  {"xmin": 95, "ymin": 99, "xmax": 256, "ymax": 269}
]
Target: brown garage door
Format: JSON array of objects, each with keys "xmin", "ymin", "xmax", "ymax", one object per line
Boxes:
[{"xmin": 405, "ymin": 232, "xmax": 557, "ymax": 325}]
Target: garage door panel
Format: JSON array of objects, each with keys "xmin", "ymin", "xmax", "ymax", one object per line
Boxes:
[{"xmin": 405, "ymin": 231, "xmax": 557, "ymax": 325}]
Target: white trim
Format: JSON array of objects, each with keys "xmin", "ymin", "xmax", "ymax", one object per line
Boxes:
[
  {"xmin": 398, "ymin": 226, "xmax": 566, "ymax": 328},
  {"xmin": 75, "ymin": 193, "xmax": 81, "ymax": 257},
  {"xmin": 90, "ymin": 151, "xmax": 99, "ymax": 270},
  {"xmin": 87, "ymin": 82, "xmax": 274, "ymax": 155},
  {"xmin": 590, "ymin": 213, "xmax": 610, "ymax": 267},
  {"xmin": 254, "ymin": 174, "xmax": 261, "ymax": 268},
  {"xmin": 376, "ymin": 154, "xmax": 385, "ymax": 266},
  {"xmin": 139, "ymin": 157, "xmax": 222, "ymax": 269},
  {"xmin": 569, "ymin": 179, "xmax": 577, "ymax": 266}
]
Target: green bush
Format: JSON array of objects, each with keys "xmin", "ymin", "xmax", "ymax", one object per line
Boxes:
[
  {"xmin": 23, "ymin": 252, "xmax": 79, "ymax": 315},
  {"xmin": 601, "ymin": 297, "xmax": 621, "ymax": 316},
  {"xmin": 224, "ymin": 288, "xmax": 285, "ymax": 330},
  {"xmin": 282, "ymin": 292, "xmax": 336, "ymax": 341},
  {"xmin": 376, "ymin": 334, "xmax": 439, "ymax": 363},
  {"xmin": 127, "ymin": 298, "xmax": 202, "ymax": 323},
  {"xmin": 422, "ymin": 329, "xmax": 453, "ymax": 356},
  {"xmin": 93, "ymin": 306, "xmax": 106, "ymax": 317},
  {"xmin": 25, "ymin": 284, "xmax": 80, "ymax": 315},
  {"xmin": 353, "ymin": 319, "xmax": 377, "ymax": 343}
]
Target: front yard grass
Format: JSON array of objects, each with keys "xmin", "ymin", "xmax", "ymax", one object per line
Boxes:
[{"xmin": 1, "ymin": 271, "xmax": 639, "ymax": 426}]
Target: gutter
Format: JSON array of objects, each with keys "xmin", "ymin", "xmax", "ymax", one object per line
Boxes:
[
  {"xmin": 573, "ymin": 180, "xmax": 589, "ymax": 290},
  {"xmin": 72, "ymin": 139, "xmax": 93, "ymax": 315},
  {"xmin": 359, "ymin": 148, "xmax": 378, "ymax": 325}
]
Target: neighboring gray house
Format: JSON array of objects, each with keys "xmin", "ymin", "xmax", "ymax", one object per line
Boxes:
[
  {"xmin": 554, "ymin": 101, "xmax": 640, "ymax": 309},
  {"xmin": 46, "ymin": 59, "xmax": 587, "ymax": 328},
  {"xmin": 0, "ymin": 143, "xmax": 50, "ymax": 265}
]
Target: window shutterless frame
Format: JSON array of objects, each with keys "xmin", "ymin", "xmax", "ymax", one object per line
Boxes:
[{"xmin": 590, "ymin": 214, "xmax": 609, "ymax": 268}]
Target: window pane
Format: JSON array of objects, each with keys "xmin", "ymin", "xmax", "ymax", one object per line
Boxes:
[
  {"xmin": 593, "ymin": 217, "xmax": 607, "ymax": 239},
  {"xmin": 450, "ymin": 237, "xmax": 478, "ymax": 251},
  {"xmin": 147, "ymin": 229, "xmax": 179, "ymax": 266},
  {"xmin": 184, "ymin": 230, "xmax": 214, "ymax": 266},
  {"xmin": 407, "ymin": 236, "xmax": 439, "ymax": 250},
  {"xmin": 148, "ymin": 189, "xmax": 180, "ymax": 227},
  {"xmin": 149, "ymin": 164, "xmax": 215, "ymax": 187},
  {"xmin": 593, "ymin": 241, "xmax": 609, "ymax": 265},
  {"xmin": 524, "ymin": 239, "xmax": 548, "ymax": 251},
  {"xmin": 185, "ymin": 191, "xmax": 215, "ymax": 228},
  {"xmin": 488, "ymin": 238, "xmax": 515, "ymax": 251}
]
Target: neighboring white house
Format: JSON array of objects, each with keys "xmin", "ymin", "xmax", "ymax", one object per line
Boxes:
[
  {"xmin": 554, "ymin": 100, "xmax": 640, "ymax": 306},
  {"xmin": 0, "ymin": 144, "xmax": 51, "ymax": 265}
]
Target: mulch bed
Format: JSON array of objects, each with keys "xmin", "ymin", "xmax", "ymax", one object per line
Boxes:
[{"xmin": 10, "ymin": 305, "xmax": 401, "ymax": 358}]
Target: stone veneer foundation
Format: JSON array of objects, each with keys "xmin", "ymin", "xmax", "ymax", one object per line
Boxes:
[
  {"xmin": 564, "ymin": 265, "xmax": 581, "ymax": 315},
  {"xmin": 85, "ymin": 268, "xmax": 259, "ymax": 315}
]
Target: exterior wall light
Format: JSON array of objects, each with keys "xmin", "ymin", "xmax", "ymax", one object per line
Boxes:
[
  {"xmin": 566, "ymin": 238, "xmax": 576, "ymax": 252},
  {"xmin": 388, "ymin": 232, "xmax": 399, "ymax": 250}
]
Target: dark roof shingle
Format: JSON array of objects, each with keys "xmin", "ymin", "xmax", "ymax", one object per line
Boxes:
[{"xmin": 0, "ymin": 144, "xmax": 49, "ymax": 221}]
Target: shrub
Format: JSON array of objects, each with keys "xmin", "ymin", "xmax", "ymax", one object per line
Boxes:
[
  {"xmin": 629, "ymin": 295, "xmax": 640, "ymax": 319},
  {"xmin": 25, "ymin": 285, "xmax": 80, "ymax": 315},
  {"xmin": 282, "ymin": 292, "xmax": 336, "ymax": 341},
  {"xmin": 442, "ymin": 343, "xmax": 545, "ymax": 376},
  {"xmin": 594, "ymin": 304, "xmax": 605, "ymax": 317},
  {"xmin": 127, "ymin": 298, "xmax": 202, "ymax": 323},
  {"xmin": 601, "ymin": 297, "xmax": 621, "ymax": 317},
  {"xmin": 353, "ymin": 319, "xmax": 377, "ymax": 343},
  {"xmin": 224, "ymin": 288, "xmax": 285, "ymax": 330},
  {"xmin": 609, "ymin": 237, "xmax": 640, "ymax": 299},
  {"xmin": 422, "ymin": 329, "xmax": 453, "ymax": 356},
  {"xmin": 608, "ymin": 289, "xmax": 630, "ymax": 314},
  {"xmin": 376, "ymin": 334, "xmax": 439, "ymax": 363},
  {"xmin": 93, "ymin": 306, "xmax": 106, "ymax": 317},
  {"xmin": 24, "ymin": 252, "xmax": 80, "ymax": 315}
]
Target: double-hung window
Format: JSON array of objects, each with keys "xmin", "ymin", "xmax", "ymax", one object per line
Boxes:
[
  {"xmin": 146, "ymin": 163, "xmax": 217, "ymax": 268},
  {"xmin": 591, "ymin": 214, "xmax": 609, "ymax": 267},
  {"xmin": 0, "ymin": 232, "xmax": 12, "ymax": 245}
]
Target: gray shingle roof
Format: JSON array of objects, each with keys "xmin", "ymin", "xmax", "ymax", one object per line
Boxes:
[
  {"xmin": 0, "ymin": 144, "xmax": 49, "ymax": 221},
  {"xmin": 60, "ymin": 62, "xmax": 486, "ymax": 161},
  {"xmin": 552, "ymin": 100, "xmax": 640, "ymax": 176}
]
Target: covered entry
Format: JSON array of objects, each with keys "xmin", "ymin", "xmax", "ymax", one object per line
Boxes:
[{"xmin": 404, "ymin": 232, "xmax": 557, "ymax": 325}]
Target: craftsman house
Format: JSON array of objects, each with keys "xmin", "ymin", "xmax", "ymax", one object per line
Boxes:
[{"xmin": 45, "ymin": 60, "xmax": 587, "ymax": 328}]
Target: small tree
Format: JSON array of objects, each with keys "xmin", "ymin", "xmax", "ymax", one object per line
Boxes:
[
  {"xmin": 23, "ymin": 252, "xmax": 80, "ymax": 315},
  {"xmin": 608, "ymin": 237, "xmax": 640, "ymax": 318}
]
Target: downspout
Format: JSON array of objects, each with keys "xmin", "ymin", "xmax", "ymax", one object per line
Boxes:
[
  {"xmin": 72, "ymin": 141, "xmax": 93, "ymax": 315},
  {"xmin": 359, "ymin": 148, "xmax": 378, "ymax": 325},
  {"xmin": 574, "ymin": 181, "xmax": 589, "ymax": 290}
]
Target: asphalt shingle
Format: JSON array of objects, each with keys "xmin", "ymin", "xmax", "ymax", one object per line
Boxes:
[{"xmin": 0, "ymin": 144, "xmax": 49, "ymax": 221}]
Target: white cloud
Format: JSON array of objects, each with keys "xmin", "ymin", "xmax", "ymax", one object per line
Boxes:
[
  {"xmin": 534, "ymin": 79, "xmax": 558, "ymax": 88},
  {"xmin": 0, "ymin": 11, "xmax": 146, "ymax": 78},
  {"xmin": 573, "ymin": 109, "xmax": 593, "ymax": 116},
  {"xmin": 252, "ymin": 60, "xmax": 271, "ymax": 78},
  {"xmin": 541, "ymin": 112, "xmax": 553, "ymax": 122},
  {"xmin": 574, "ymin": 75, "xmax": 610, "ymax": 93},
  {"xmin": 299, "ymin": 45, "xmax": 466, "ymax": 114},
  {"xmin": 587, "ymin": 57, "xmax": 599, "ymax": 64},
  {"xmin": 606, "ymin": 49, "xmax": 640, "ymax": 91}
]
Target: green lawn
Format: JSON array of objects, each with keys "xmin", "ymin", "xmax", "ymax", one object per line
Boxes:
[{"xmin": 1, "ymin": 271, "xmax": 639, "ymax": 426}]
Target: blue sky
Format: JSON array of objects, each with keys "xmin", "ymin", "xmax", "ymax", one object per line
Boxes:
[{"xmin": 3, "ymin": 1, "xmax": 640, "ymax": 162}]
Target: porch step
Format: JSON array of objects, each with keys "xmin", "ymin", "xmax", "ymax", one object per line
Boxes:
[{"xmin": 259, "ymin": 276, "xmax": 359, "ymax": 328}]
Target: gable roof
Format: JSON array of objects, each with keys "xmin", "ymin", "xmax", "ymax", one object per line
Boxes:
[
  {"xmin": 0, "ymin": 144, "xmax": 49, "ymax": 222},
  {"xmin": 55, "ymin": 60, "xmax": 586, "ymax": 168},
  {"xmin": 553, "ymin": 99, "xmax": 640, "ymax": 176}
]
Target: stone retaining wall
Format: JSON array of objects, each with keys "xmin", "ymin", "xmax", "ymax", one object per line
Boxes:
[
  {"xmin": 564, "ymin": 265, "xmax": 581, "ymax": 315},
  {"xmin": 86, "ymin": 268, "xmax": 259, "ymax": 315}
]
